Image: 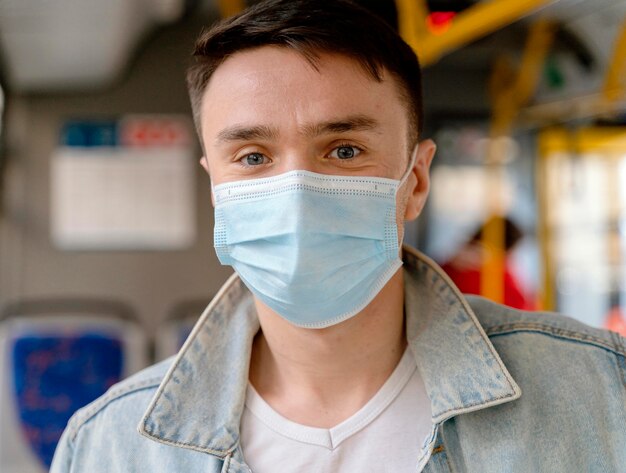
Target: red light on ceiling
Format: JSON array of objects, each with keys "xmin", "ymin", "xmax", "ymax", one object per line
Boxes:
[{"xmin": 427, "ymin": 11, "xmax": 456, "ymax": 35}]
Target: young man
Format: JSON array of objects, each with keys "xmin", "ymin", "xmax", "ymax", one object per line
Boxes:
[{"xmin": 51, "ymin": 1, "xmax": 626, "ymax": 472}]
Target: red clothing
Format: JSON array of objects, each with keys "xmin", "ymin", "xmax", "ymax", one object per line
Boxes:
[
  {"xmin": 605, "ymin": 307, "xmax": 626, "ymax": 337},
  {"xmin": 441, "ymin": 262, "xmax": 535, "ymax": 311}
]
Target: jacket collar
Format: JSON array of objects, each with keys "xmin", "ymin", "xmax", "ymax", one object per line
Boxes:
[
  {"xmin": 402, "ymin": 247, "xmax": 521, "ymax": 423},
  {"xmin": 138, "ymin": 246, "xmax": 521, "ymax": 458}
]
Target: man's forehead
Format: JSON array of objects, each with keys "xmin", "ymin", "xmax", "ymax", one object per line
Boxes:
[
  {"xmin": 199, "ymin": 46, "xmax": 407, "ymax": 132},
  {"xmin": 202, "ymin": 46, "xmax": 388, "ymax": 101}
]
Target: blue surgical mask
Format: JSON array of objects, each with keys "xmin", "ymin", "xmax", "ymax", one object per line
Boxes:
[{"xmin": 212, "ymin": 147, "xmax": 417, "ymax": 328}]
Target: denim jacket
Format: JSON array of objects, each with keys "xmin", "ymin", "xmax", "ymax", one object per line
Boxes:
[{"xmin": 51, "ymin": 247, "xmax": 626, "ymax": 472}]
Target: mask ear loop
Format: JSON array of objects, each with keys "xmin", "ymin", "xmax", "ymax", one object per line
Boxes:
[{"xmin": 397, "ymin": 143, "xmax": 419, "ymax": 191}]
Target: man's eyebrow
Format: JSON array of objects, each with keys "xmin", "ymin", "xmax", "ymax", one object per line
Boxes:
[
  {"xmin": 303, "ymin": 115, "xmax": 381, "ymax": 136},
  {"xmin": 215, "ymin": 115, "xmax": 380, "ymax": 144},
  {"xmin": 216, "ymin": 124, "xmax": 279, "ymax": 143}
]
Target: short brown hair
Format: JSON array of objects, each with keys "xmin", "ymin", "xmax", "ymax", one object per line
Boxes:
[{"xmin": 187, "ymin": 0, "xmax": 423, "ymax": 146}]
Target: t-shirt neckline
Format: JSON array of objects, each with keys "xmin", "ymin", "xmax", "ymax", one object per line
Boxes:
[{"xmin": 244, "ymin": 347, "xmax": 416, "ymax": 450}]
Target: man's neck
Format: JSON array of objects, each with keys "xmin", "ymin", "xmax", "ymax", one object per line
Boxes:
[{"xmin": 248, "ymin": 270, "xmax": 406, "ymax": 428}]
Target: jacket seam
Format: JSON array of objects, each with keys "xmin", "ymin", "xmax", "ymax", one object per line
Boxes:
[
  {"xmin": 437, "ymin": 425, "xmax": 458, "ymax": 473},
  {"xmin": 432, "ymin": 390, "xmax": 518, "ymax": 419},
  {"xmin": 228, "ymin": 455, "xmax": 251, "ymax": 472},
  {"xmin": 616, "ymin": 351, "xmax": 626, "ymax": 388},
  {"xmin": 67, "ymin": 377, "xmax": 162, "ymax": 441},
  {"xmin": 611, "ymin": 329, "xmax": 626, "ymax": 354},
  {"xmin": 221, "ymin": 453, "xmax": 231, "ymax": 473},
  {"xmin": 445, "ymin": 446, "xmax": 457, "ymax": 473},
  {"xmin": 486, "ymin": 323, "xmax": 626, "ymax": 356},
  {"xmin": 137, "ymin": 425, "xmax": 233, "ymax": 457},
  {"xmin": 611, "ymin": 331, "xmax": 626, "ymax": 389}
]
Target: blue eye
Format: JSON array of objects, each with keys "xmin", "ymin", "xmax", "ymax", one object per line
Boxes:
[
  {"xmin": 330, "ymin": 146, "xmax": 361, "ymax": 160},
  {"xmin": 241, "ymin": 153, "xmax": 267, "ymax": 166}
]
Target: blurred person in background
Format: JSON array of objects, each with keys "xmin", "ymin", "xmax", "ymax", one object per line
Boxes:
[
  {"xmin": 441, "ymin": 216, "xmax": 536, "ymax": 310},
  {"xmin": 51, "ymin": 0, "xmax": 626, "ymax": 472}
]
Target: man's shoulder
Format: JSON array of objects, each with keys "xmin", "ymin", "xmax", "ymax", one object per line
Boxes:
[
  {"xmin": 465, "ymin": 294, "xmax": 626, "ymax": 357},
  {"xmin": 447, "ymin": 296, "xmax": 626, "ymax": 470},
  {"xmin": 63, "ymin": 356, "xmax": 173, "ymax": 441},
  {"xmin": 465, "ymin": 296, "xmax": 625, "ymax": 406}
]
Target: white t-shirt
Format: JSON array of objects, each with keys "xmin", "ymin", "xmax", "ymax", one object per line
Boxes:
[{"xmin": 240, "ymin": 348, "xmax": 433, "ymax": 472}]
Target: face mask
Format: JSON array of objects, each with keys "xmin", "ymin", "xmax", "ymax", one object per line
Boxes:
[{"xmin": 212, "ymin": 146, "xmax": 417, "ymax": 328}]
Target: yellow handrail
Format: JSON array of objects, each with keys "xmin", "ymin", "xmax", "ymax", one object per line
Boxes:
[
  {"xmin": 395, "ymin": 0, "xmax": 559, "ymax": 67},
  {"xmin": 520, "ymin": 16, "xmax": 626, "ymax": 127}
]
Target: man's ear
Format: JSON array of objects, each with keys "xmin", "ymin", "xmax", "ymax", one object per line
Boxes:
[
  {"xmin": 200, "ymin": 156, "xmax": 210, "ymax": 175},
  {"xmin": 404, "ymin": 139, "xmax": 436, "ymax": 221}
]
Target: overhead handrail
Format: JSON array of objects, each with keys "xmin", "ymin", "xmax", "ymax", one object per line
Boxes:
[
  {"xmin": 519, "ymin": 16, "xmax": 626, "ymax": 127},
  {"xmin": 395, "ymin": 0, "xmax": 559, "ymax": 67}
]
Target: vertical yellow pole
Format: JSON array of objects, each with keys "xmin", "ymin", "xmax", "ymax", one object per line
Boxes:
[
  {"xmin": 395, "ymin": 0, "xmax": 430, "ymax": 54},
  {"xmin": 482, "ymin": 19, "xmax": 556, "ymax": 304},
  {"xmin": 536, "ymin": 130, "xmax": 561, "ymax": 311},
  {"xmin": 480, "ymin": 213, "xmax": 507, "ymax": 303},
  {"xmin": 603, "ymin": 18, "xmax": 626, "ymax": 102}
]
